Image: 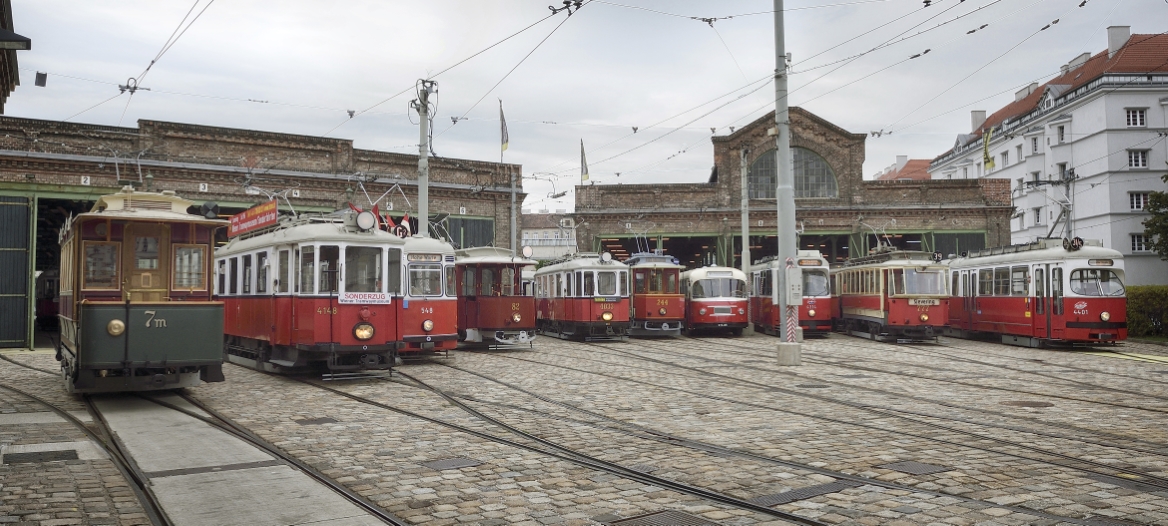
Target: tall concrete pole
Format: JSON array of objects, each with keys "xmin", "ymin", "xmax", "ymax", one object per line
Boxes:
[
  {"xmin": 774, "ymin": 0, "xmax": 802, "ymax": 360},
  {"xmin": 740, "ymin": 148, "xmax": 755, "ymax": 336},
  {"xmin": 414, "ymin": 80, "xmax": 434, "ymax": 238}
]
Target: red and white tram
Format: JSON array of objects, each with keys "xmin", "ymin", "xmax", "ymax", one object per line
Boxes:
[
  {"xmin": 625, "ymin": 251, "xmax": 685, "ymax": 337},
  {"xmin": 944, "ymin": 238, "xmax": 1127, "ymax": 346},
  {"xmin": 750, "ymin": 251, "xmax": 833, "ymax": 337},
  {"xmin": 831, "ymin": 250, "xmax": 949, "ymax": 341},
  {"xmin": 535, "ymin": 252, "xmax": 630, "ymax": 341},
  {"xmin": 681, "ymin": 266, "xmax": 748, "ymax": 336},
  {"xmin": 454, "ymin": 246, "xmax": 538, "ymax": 346},
  {"xmin": 216, "ymin": 209, "xmax": 458, "ymax": 375}
]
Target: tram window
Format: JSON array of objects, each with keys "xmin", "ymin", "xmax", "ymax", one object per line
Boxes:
[
  {"xmin": 300, "ymin": 246, "xmax": 315, "ymax": 294},
  {"xmin": 803, "ymin": 270, "xmax": 829, "ymax": 297},
  {"xmin": 1010, "ymin": 266, "xmax": 1028, "ymax": 296},
  {"xmin": 575, "ymin": 271, "xmax": 583, "ymax": 296},
  {"xmin": 445, "ymin": 266, "xmax": 456, "ymax": 297},
  {"xmin": 229, "ymin": 257, "xmax": 239, "ymax": 295},
  {"xmin": 951, "ymin": 272, "xmax": 959, "ymax": 297},
  {"xmin": 318, "ymin": 246, "xmax": 339, "ymax": 293},
  {"xmin": 387, "ymin": 248, "xmax": 402, "ymax": 295},
  {"xmin": 1035, "ymin": 268, "xmax": 1045, "ymax": 314},
  {"xmin": 217, "ymin": 260, "xmax": 226, "ymax": 295},
  {"xmin": 977, "ymin": 269, "xmax": 994, "ymax": 296},
  {"xmin": 665, "ymin": 270, "xmax": 678, "ymax": 294},
  {"xmin": 889, "ymin": 269, "xmax": 904, "ymax": 295},
  {"xmin": 483, "ymin": 268, "xmax": 498, "ymax": 296},
  {"xmin": 556, "ymin": 274, "xmax": 563, "ymax": 297},
  {"xmin": 620, "ymin": 271, "xmax": 628, "ymax": 296},
  {"xmin": 463, "ymin": 267, "xmax": 476, "ymax": 296},
  {"xmin": 278, "ymin": 250, "xmax": 290, "ymax": 293},
  {"xmin": 903, "ymin": 269, "xmax": 945, "ymax": 295},
  {"xmin": 83, "ymin": 242, "xmax": 119, "ymax": 290},
  {"xmin": 242, "ymin": 255, "xmax": 253, "ymax": 294},
  {"xmin": 409, "ymin": 263, "xmax": 443, "ymax": 296},
  {"xmin": 961, "ymin": 272, "xmax": 969, "ymax": 297},
  {"xmin": 634, "ymin": 272, "xmax": 647, "ymax": 294},
  {"xmin": 134, "ymin": 236, "xmax": 160, "ymax": 270},
  {"xmin": 1051, "ymin": 268, "xmax": 1063, "ymax": 314},
  {"xmin": 992, "ymin": 267, "xmax": 1009, "ymax": 295},
  {"xmin": 598, "ymin": 271, "xmax": 617, "ymax": 296},
  {"xmin": 584, "ymin": 272, "xmax": 595, "ymax": 296},
  {"xmin": 345, "ymin": 246, "xmax": 382, "ymax": 293},
  {"xmin": 502, "ymin": 267, "xmax": 516, "ymax": 296},
  {"xmin": 1069, "ymin": 269, "xmax": 1125, "ymax": 297},
  {"xmin": 173, "ymin": 245, "xmax": 206, "ymax": 290},
  {"xmin": 256, "ymin": 252, "xmax": 269, "ymax": 294},
  {"xmin": 565, "ymin": 271, "xmax": 573, "ymax": 297}
]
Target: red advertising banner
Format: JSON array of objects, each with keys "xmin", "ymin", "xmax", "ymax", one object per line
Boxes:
[{"xmin": 228, "ymin": 200, "xmax": 278, "ymax": 237}]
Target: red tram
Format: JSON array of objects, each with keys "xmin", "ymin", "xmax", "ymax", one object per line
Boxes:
[
  {"xmin": 535, "ymin": 252, "xmax": 630, "ymax": 341},
  {"xmin": 681, "ymin": 266, "xmax": 748, "ymax": 336},
  {"xmin": 625, "ymin": 251, "xmax": 685, "ymax": 337},
  {"xmin": 454, "ymin": 246, "xmax": 538, "ymax": 347},
  {"xmin": 831, "ymin": 250, "xmax": 949, "ymax": 341},
  {"xmin": 750, "ymin": 251, "xmax": 833, "ymax": 337},
  {"xmin": 216, "ymin": 208, "xmax": 458, "ymax": 376},
  {"xmin": 944, "ymin": 238, "xmax": 1127, "ymax": 346}
]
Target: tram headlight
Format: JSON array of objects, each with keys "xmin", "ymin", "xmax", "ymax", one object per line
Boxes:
[
  {"xmin": 353, "ymin": 322, "xmax": 375, "ymax": 341},
  {"xmin": 659, "ymin": 308, "xmax": 667, "ymax": 315},
  {"xmin": 919, "ymin": 314, "xmax": 929, "ymax": 322},
  {"xmin": 601, "ymin": 311, "xmax": 614, "ymax": 322},
  {"xmin": 107, "ymin": 319, "xmax": 125, "ymax": 336},
  {"xmin": 808, "ymin": 309, "xmax": 817, "ymax": 317},
  {"xmin": 422, "ymin": 319, "xmax": 435, "ymax": 332},
  {"xmin": 738, "ymin": 308, "xmax": 745, "ymax": 315},
  {"xmin": 699, "ymin": 308, "xmax": 707, "ymax": 315},
  {"xmin": 512, "ymin": 312, "xmax": 522, "ymax": 323},
  {"xmin": 1100, "ymin": 311, "xmax": 1111, "ymax": 322}
]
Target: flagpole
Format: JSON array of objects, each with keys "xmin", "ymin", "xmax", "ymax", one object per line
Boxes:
[{"xmin": 502, "ymin": 100, "xmax": 517, "ymax": 257}]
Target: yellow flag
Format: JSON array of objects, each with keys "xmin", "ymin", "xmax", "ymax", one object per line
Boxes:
[{"xmin": 982, "ymin": 128, "xmax": 995, "ymax": 171}]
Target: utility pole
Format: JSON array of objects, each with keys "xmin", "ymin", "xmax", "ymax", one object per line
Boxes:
[
  {"xmin": 412, "ymin": 80, "xmax": 437, "ymax": 238},
  {"xmin": 774, "ymin": 0, "xmax": 801, "ymax": 363},
  {"xmin": 740, "ymin": 148, "xmax": 754, "ymax": 335}
]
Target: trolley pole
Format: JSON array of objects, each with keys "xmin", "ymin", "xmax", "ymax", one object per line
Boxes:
[
  {"xmin": 412, "ymin": 80, "xmax": 436, "ymax": 238},
  {"xmin": 774, "ymin": 0, "xmax": 801, "ymax": 364},
  {"xmin": 740, "ymin": 148, "xmax": 754, "ymax": 335}
]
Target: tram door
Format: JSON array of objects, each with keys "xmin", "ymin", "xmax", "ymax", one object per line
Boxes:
[
  {"xmin": 1049, "ymin": 265, "xmax": 1065, "ymax": 339},
  {"xmin": 124, "ymin": 223, "xmax": 169, "ymax": 302},
  {"xmin": 1033, "ymin": 265, "xmax": 1048, "ymax": 338},
  {"xmin": 963, "ymin": 271, "xmax": 975, "ymax": 330}
]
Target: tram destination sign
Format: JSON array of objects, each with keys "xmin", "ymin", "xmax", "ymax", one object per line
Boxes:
[
  {"xmin": 339, "ymin": 292, "xmax": 391, "ymax": 304},
  {"xmin": 228, "ymin": 200, "xmax": 278, "ymax": 237}
]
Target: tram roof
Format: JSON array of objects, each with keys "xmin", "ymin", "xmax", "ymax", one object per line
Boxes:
[
  {"xmin": 682, "ymin": 266, "xmax": 746, "ymax": 280},
  {"xmin": 79, "ymin": 187, "xmax": 226, "ymax": 226},
  {"xmin": 836, "ymin": 249, "xmax": 943, "ymax": 269},
  {"xmin": 945, "ymin": 239, "xmax": 1123, "ymax": 268},
  {"xmin": 216, "ymin": 217, "xmax": 409, "ymax": 256},
  {"xmin": 623, "ymin": 252, "xmax": 683, "ymax": 269},
  {"xmin": 455, "ymin": 246, "xmax": 538, "ymax": 266},
  {"xmin": 535, "ymin": 252, "xmax": 628, "ymax": 274}
]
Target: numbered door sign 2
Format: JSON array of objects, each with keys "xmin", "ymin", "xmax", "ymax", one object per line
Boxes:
[{"xmin": 81, "ymin": 176, "xmax": 91, "ymax": 186}]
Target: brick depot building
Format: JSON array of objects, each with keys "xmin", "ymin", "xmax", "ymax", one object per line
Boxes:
[
  {"xmin": 0, "ymin": 116, "xmax": 523, "ymax": 348},
  {"xmin": 573, "ymin": 108, "xmax": 1012, "ymax": 269}
]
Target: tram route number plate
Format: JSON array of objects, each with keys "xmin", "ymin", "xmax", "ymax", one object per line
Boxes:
[{"xmin": 909, "ymin": 299, "xmax": 940, "ymax": 306}]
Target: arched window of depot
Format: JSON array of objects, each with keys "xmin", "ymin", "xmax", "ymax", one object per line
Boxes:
[{"xmin": 747, "ymin": 147, "xmax": 838, "ymax": 199}]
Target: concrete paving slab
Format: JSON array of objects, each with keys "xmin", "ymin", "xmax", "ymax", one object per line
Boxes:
[
  {"xmin": 0, "ymin": 439, "xmax": 107, "ymax": 461},
  {"xmin": 0, "ymin": 410, "xmax": 91, "ymax": 424}
]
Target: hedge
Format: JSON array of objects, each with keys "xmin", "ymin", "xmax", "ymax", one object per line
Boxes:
[{"xmin": 1127, "ymin": 285, "xmax": 1168, "ymax": 337}]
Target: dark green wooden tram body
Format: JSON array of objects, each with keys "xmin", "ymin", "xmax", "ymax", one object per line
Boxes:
[{"xmin": 56, "ymin": 188, "xmax": 228, "ymax": 393}]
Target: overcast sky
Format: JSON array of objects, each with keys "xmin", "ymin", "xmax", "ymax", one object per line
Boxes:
[{"xmin": 8, "ymin": 0, "xmax": 1166, "ymax": 212}]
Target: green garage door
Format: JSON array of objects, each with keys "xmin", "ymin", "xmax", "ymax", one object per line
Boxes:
[{"xmin": 0, "ymin": 197, "xmax": 30, "ymax": 348}]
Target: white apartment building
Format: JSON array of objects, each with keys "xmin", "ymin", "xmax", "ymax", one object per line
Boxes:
[
  {"xmin": 929, "ymin": 27, "xmax": 1168, "ymax": 285},
  {"xmin": 520, "ymin": 212, "xmax": 578, "ymax": 261}
]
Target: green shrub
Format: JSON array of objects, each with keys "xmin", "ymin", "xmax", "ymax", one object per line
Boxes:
[{"xmin": 1127, "ymin": 285, "xmax": 1168, "ymax": 337}]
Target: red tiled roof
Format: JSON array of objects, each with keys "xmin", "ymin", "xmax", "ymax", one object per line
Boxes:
[{"xmin": 876, "ymin": 159, "xmax": 932, "ymax": 181}]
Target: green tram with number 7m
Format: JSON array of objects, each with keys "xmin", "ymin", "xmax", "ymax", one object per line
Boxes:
[{"xmin": 55, "ymin": 187, "xmax": 228, "ymax": 393}]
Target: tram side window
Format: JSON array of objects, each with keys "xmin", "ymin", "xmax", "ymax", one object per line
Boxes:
[
  {"xmin": 229, "ymin": 257, "xmax": 239, "ymax": 295},
  {"xmin": 216, "ymin": 260, "xmax": 226, "ymax": 295},
  {"xmin": 173, "ymin": 245, "xmax": 206, "ymax": 290},
  {"xmin": 319, "ymin": 246, "xmax": 340, "ymax": 293},
  {"xmin": 575, "ymin": 271, "xmax": 583, "ymax": 296},
  {"xmin": 993, "ymin": 267, "xmax": 1010, "ymax": 296},
  {"xmin": 1010, "ymin": 266, "xmax": 1029, "ymax": 296},
  {"xmin": 242, "ymin": 255, "xmax": 253, "ymax": 294},
  {"xmin": 387, "ymin": 249, "xmax": 402, "ymax": 295},
  {"xmin": 502, "ymin": 267, "xmax": 515, "ymax": 296},
  {"xmin": 584, "ymin": 272, "xmax": 595, "ymax": 296},
  {"xmin": 446, "ymin": 266, "xmax": 456, "ymax": 297},
  {"xmin": 598, "ymin": 271, "xmax": 617, "ymax": 296},
  {"xmin": 463, "ymin": 267, "xmax": 476, "ymax": 296},
  {"xmin": 482, "ymin": 268, "xmax": 496, "ymax": 296},
  {"xmin": 1051, "ymin": 268, "xmax": 1063, "ymax": 314},
  {"xmin": 345, "ymin": 246, "xmax": 382, "ymax": 293},
  {"xmin": 257, "ymin": 252, "xmax": 269, "ymax": 294},
  {"xmin": 977, "ymin": 269, "xmax": 994, "ymax": 296},
  {"xmin": 620, "ymin": 271, "xmax": 628, "ymax": 296},
  {"xmin": 83, "ymin": 242, "xmax": 120, "ymax": 290},
  {"xmin": 961, "ymin": 272, "xmax": 969, "ymax": 297},
  {"xmin": 556, "ymin": 274, "xmax": 563, "ymax": 298},
  {"xmin": 278, "ymin": 250, "xmax": 290, "ymax": 293},
  {"xmin": 1035, "ymin": 267, "xmax": 1045, "ymax": 314},
  {"xmin": 565, "ymin": 271, "xmax": 573, "ymax": 297},
  {"xmin": 951, "ymin": 272, "xmax": 959, "ymax": 297},
  {"xmin": 300, "ymin": 246, "xmax": 315, "ymax": 294}
]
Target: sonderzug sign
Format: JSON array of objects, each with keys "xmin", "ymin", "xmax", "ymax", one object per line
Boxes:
[
  {"xmin": 228, "ymin": 200, "xmax": 278, "ymax": 237},
  {"xmin": 339, "ymin": 292, "xmax": 391, "ymax": 304}
]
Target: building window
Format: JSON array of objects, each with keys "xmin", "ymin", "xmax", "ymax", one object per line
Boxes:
[
  {"xmin": 1031, "ymin": 171, "xmax": 1041, "ymax": 184},
  {"xmin": 1128, "ymin": 150, "xmax": 1148, "ymax": 168},
  {"xmin": 1057, "ymin": 125, "xmax": 1065, "ymax": 143},
  {"xmin": 1001, "ymin": 151, "xmax": 1009, "ymax": 167},
  {"xmin": 1032, "ymin": 207, "xmax": 1043, "ymax": 226},
  {"xmin": 1016, "ymin": 145, "xmax": 1023, "ymax": 162},
  {"xmin": 1126, "ymin": 109, "xmax": 1146, "ymax": 127},
  {"xmin": 1131, "ymin": 192, "xmax": 1150, "ymax": 210},
  {"xmin": 1132, "ymin": 234, "xmax": 1151, "ymax": 252},
  {"xmin": 1031, "ymin": 137, "xmax": 1039, "ymax": 153},
  {"xmin": 1057, "ymin": 163, "xmax": 1067, "ymax": 179},
  {"xmin": 748, "ymin": 147, "xmax": 839, "ymax": 199},
  {"xmin": 962, "ymin": 167, "xmax": 968, "ymax": 179}
]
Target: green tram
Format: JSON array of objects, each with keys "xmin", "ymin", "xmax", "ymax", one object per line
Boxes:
[{"xmin": 56, "ymin": 187, "xmax": 228, "ymax": 393}]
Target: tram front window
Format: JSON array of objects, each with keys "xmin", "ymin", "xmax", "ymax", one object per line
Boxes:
[
  {"xmin": 319, "ymin": 246, "xmax": 340, "ymax": 293},
  {"xmin": 1069, "ymin": 269, "xmax": 1125, "ymax": 297},
  {"xmin": 691, "ymin": 278, "xmax": 747, "ymax": 299},
  {"xmin": 410, "ymin": 264, "xmax": 443, "ymax": 296},
  {"xmin": 893, "ymin": 269, "xmax": 945, "ymax": 295},
  {"xmin": 345, "ymin": 246, "xmax": 382, "ymax": 293},
  {"xmin": 802, "ymin": 271, "xmax": 829, "ymax": 297},
  {"xmin": 597, "ymin": 271, "xmax": 618, "ymax": 296}
]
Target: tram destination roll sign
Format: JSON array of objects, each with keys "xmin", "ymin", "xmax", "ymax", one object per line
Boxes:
[{"xmin": 228, "ymin": 200, "xmax": 279, "ymax": 237}]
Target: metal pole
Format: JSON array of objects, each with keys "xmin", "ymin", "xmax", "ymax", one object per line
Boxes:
[
  {"xmin": 774, "ymin": 0, "xmax": 801, "ymax": 357},
  {"xmin": 414, "ymin": 80, "xmax": 434, "ymax": 238},
  {"xmin": 510, "ymin": 169, "xmax": 517, "ymax": 256},
  {"xmin": 740, "ymin": 149, "xmax": 755, "ymax": 335}
]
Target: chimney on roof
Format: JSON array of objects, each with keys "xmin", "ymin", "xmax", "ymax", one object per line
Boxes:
[
  {"xmin": 1068, "ymin": 52, "xmax": 1091, "ymax": 70},
  {"xmin": 1108, "ymin": 26, "xmax": 1130, "ymax": 58},
  {"xmin": 1014, "ymin": 82, "xmax": 1039, "ymax": 102},
  {"xmin": 895, "ymin": 155, "xmax": 908, "ymax": 171},
  {"xmin": 971, "ymin": 110, "xmax": 987, "ymax": 133}
]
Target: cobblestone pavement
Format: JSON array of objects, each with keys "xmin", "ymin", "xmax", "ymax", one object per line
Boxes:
[{"xmin": 3, "ymin": 336, "xmax": 1168, "ymax": 525}]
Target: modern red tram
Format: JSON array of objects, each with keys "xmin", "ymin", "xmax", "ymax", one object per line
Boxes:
[
  {"xmin": 830, "ymin": 249, "xmax": 949, "ymax": 341},
  {"xmin": 625, "ymin": 251, "xmax": 685, "ymax": 337},
  {"xmin": 216, "ymin": 208, "xmax": 458, "ymax": 375},
  {"xmin": 944, "ymin": 238, "xmax": 1127, "ymax": 346},
  {"xmin": 535, "ymin": 252, "xmax": 630, "ymax": 341},
  {"xmin": 681, "ymin": 266, "xmax": 748, "ymax": 336},
  {"xmin": 750, "ymin": 251, "xmax": 833, "ymax": 337},
  {"xmin": 454, "ymin": 246, "xmax": 538, "ymax": 346}
]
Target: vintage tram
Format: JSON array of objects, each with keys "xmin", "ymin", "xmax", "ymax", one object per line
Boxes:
[
  {"xmin": 55, "ymin": 187, "xmax": 227, "ymax": 393},
  {"xmin": 216, "ymin": 207, "xmax": 458, "ymax": 376},
  {"xmin": 831, "ymin": 249, "xmax": 949, "ymax": 341},
  {"xmin": 454, "ymin": 246, "xmax": 538, "ymax": 346},
  {"xmin": 535, "ymin": 252, "xmax": 630, "ymax": 341},
  {"xmin": 944, "ymin": 238, "xmax": 1127, "ymax": 346},
  {"xmin": 625, "ymin": 251, "xmax": 685, "ymax": 337},
  {"xmin": 681, "ymin": 266, "xmax": 748, "ymax": 336},
  {"xmin": 750, "ymin": 251, "xmax": 833, "ymax": 337}
]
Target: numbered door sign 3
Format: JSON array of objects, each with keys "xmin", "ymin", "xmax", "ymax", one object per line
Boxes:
[{"xmin": 199, "ymin": 183, "xmax": 208, "ymax": 192}]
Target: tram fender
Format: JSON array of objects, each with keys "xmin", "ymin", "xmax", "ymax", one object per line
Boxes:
[{"xmin": 200, "ymin": 364, "xmax": 225, "ymax": 383}]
